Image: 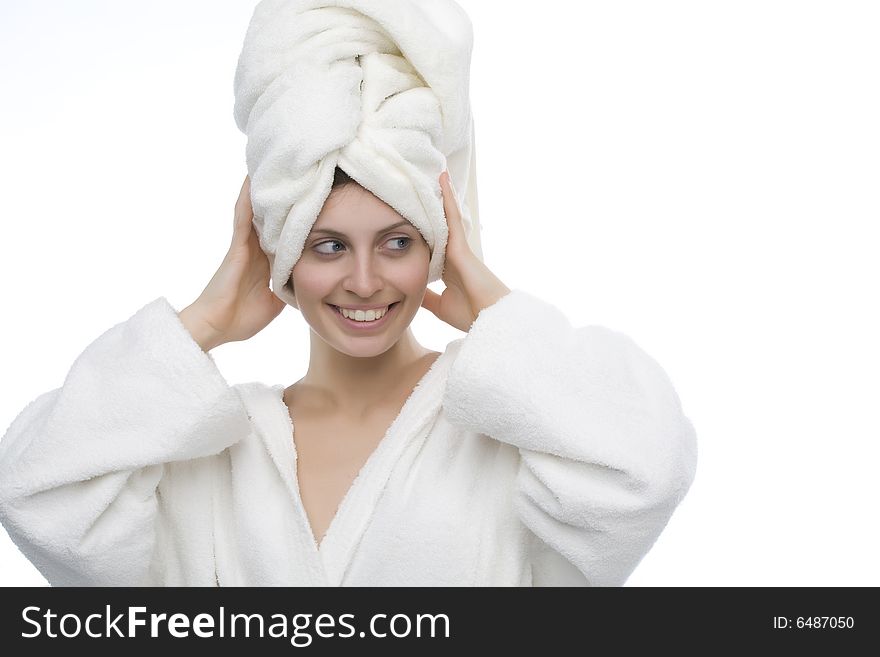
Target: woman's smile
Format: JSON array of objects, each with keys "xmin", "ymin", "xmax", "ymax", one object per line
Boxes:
[{"xmin": 327, "ymin": 301, "xmax": 401, "ymax": 331}]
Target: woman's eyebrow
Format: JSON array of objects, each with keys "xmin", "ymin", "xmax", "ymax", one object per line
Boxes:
[{"xmin": 311, "ymin": 220, "xmax": 411, "ymax": 238}]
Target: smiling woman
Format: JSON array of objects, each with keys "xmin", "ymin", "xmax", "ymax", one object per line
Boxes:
[
  {"xmin": 0, "ymin": 159, "xmax": 697, "ymax": 586},
  {"xmin": 0, "ymin": 0, "xmax": 698, "ymax": 588}
]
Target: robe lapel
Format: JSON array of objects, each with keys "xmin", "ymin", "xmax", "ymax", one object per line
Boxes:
[{"xmin": 241, "ymin": 384, "xmax": 328, "ymax": 586}]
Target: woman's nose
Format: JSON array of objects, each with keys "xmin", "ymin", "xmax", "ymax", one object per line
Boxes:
[{"xmin": 342, "ymin": 252, "xmax": 384, "ymax": 298}]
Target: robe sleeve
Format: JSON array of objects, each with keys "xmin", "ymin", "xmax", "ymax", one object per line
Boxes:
[
  {"xmin": 442, "ymin": 289, "xmax": 698, "ymax": 586},
  {"xmin": 0, "ymin": 297, "xmax": 252, "ymax": 586}
]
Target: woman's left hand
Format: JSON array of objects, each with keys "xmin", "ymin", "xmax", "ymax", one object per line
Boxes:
[{"xmin": 421, "ymin": 170, "xmax": 511, "ymax": 332}]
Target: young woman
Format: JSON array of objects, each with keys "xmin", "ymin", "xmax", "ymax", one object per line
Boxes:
[
  {"xmin": 0, "ymin": 0, "xmax": 698, "ymax": 586},
  {"xmin": 0, "ymin": 166, "xmax": 697, "ymax": 586}
]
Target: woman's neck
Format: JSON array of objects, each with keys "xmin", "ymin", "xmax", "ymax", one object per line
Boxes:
[{"xmin": 294, "ymin": 328, "xmax": 438, "ymax": 416}]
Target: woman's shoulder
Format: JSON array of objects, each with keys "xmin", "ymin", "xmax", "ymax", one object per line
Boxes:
[{"xmin": 227, "ymin": 380, "xmax": 287, "ymax": 425}]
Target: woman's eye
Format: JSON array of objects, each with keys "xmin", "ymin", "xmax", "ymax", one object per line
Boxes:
[
  {"xmin": 387, "ymin": 236, "xmax": 412, "ymax": 250},
  {"xmin": 313, "ymin": 237, "xmax": 411, "ymax": 256},
  {"xmin": 314, "ymin": 240, "xmax": 345, "ymax": 255}
]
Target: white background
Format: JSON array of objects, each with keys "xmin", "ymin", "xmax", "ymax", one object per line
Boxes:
[{"xmin": 1, "ymin": 1, "xmax": 878, "ymax": 586}]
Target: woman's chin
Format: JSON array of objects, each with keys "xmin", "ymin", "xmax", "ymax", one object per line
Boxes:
[{"xmin": 328, "ymin": 336, "xmax": 399, "ymax": 358}]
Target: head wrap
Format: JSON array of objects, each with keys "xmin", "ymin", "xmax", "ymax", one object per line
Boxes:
[{"xmin": 233, "ymin": 0, "xmax": 482, "ymax": 308}]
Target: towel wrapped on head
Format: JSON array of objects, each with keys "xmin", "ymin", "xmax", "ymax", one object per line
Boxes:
[{"xmin": 233, "ymin": 0, "xmax": 483, "ymax": 309}]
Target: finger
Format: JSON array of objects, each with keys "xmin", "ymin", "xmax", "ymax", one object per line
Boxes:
[
  {"xmin": 421, "ymin": 287, "xmax": 441, "ymax": 317},
  {"xmin": 234, "ymin": 175, "xmax": 253, "ymax": 219},
  {"xmin": 232, "ymin": 176, "xmax": 255, "ymax": 244},
  {"xmin": 439, "ymin": 171, "xmax": 464, "ymax": 244}
]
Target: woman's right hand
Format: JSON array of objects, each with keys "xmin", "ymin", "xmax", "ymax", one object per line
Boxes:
[{"xmin": 179, "ymin": 175, "xmax": 287, "ymax": 352}]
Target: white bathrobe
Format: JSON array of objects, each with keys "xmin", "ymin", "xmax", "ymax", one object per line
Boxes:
[{"xmin": 0, "ymin": 289, "xmax": 697, "ymax": 587}]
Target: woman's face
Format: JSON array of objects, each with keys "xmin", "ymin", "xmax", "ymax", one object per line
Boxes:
[{"xmin": 291, "ymin": 183, "xmax": 431, "ymax": 357}]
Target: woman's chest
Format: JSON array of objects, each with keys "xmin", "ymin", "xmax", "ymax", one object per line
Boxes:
[{"xmin": 290, "ymin": 407, "xmax": 402, "ymax": 547}]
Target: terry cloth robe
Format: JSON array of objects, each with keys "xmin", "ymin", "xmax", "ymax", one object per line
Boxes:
[{"xmin": 0, "ymin": 289, "xmax": 697, "ymax": 586}]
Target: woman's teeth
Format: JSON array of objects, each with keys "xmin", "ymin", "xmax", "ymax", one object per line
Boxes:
[{"xmin": 337, "ymin": 305, "xmax": 391, "ymax": 321}]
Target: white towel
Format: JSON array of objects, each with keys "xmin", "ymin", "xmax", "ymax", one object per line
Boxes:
[{"xmin": 233, "ymin": 0, "xmax": 483, "ymax": 308}]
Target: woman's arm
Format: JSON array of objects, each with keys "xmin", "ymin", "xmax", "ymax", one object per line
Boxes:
[
  {"xmin": 0, "ymin": 297, "xmax": 252, "ymax": 586},
  {"xmin": 442, "ymin": 289, "xmax": 698, "ymax": 586}
]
